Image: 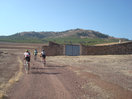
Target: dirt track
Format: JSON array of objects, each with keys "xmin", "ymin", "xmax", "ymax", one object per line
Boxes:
[
  {"xmin": 7, "ymin": 55, "xmax": 132, "ymax": 99},
  {"xmin": 7, "ymin": 56, "xmax": 86, "ymax": 99},
  {"xmin": 0, "ymin": 42, "xmax": 132, "ymax": 99}
]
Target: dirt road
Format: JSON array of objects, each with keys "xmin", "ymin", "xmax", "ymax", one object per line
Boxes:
[
  {"xmin": 0, "ymin": 42, "xmax": 132, "ymax": 99},
  {"xmin": 7, "ymin": 55, "xmax": 132, "ymax": 99},
  {"xmin": 7, "ymin": 56, "xmax": 86, "ymax": 99}
]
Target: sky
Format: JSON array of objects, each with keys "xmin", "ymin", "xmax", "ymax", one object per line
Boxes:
[{"xmin": 0, "ymin": 0, "xmax": 132, "ymax": 39}]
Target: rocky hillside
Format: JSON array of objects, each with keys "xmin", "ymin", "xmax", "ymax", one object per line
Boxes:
[
  {"xmin": 10, "ymin": 29, "xmax": 113, "ymax": 39},
  {"xmin": 0, "ymin": 29, "xmax": 129, "ymax": 45}
]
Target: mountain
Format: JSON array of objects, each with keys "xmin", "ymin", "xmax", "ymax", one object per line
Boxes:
[
  {"xmin": 0, "ymin": 29, "xmax": 129, "ymax": 45},
  {"xmin": 10, "ymin": 29, "xmax": 112, "ymax": 39}
]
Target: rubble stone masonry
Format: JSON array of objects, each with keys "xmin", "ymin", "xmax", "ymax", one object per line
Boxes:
[
  {"xmin": 42, "ymin": 41, "xmax": 132, "ymax": 56},
  {"xmin": 42, "ymin": 42, "xmax": 64, "ymax": 56},
  {"xmin": 81, "ymin": 42, "xmax": 132, "ymax": 55}
]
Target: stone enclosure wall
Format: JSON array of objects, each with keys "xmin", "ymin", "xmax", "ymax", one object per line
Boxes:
[
  {"xmin": 42, "ymin": 41, "xmax": 132, "ymax": 56},
  {"xmin": 81, "ymin": 42, "xmax": 132, "ymax": 55},
  {"xmin": 42, "ymin": 42, "xmax": 64, "ymax": 56}
]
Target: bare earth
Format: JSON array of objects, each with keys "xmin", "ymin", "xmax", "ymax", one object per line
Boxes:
[{"xmin": 0, "ymin": 42, "xmax": 132, "ymax": 99}]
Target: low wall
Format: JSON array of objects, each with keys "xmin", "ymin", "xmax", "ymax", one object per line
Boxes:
[{"xmin": 81, "ymin": 42, "xmax": 132, "ymax": 55}]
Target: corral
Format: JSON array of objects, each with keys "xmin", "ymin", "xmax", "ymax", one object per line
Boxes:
[{"xmin": 42, "ymin": 41, "xmax": 132, "ymax": 56}]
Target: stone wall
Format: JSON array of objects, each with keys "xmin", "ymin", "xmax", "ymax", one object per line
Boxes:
[
  {"xmin": 41, "ymin": 41, "xmax": 132, "ymax": 56},
  {"xmin": 81, "ymin": 42, "xmax": 132, "ymax": 55},
  {"xmin": 41, "ymin": 42, "xmax": 64, "ymax": 56}
]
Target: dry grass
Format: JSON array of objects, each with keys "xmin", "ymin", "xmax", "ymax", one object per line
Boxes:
[
  {"xmin": 47, "ymin": 55, "xmax": 132, "ymax": 99},
  {"xmin": 0, "ymin": 57, "xmax": 23, "ymax": 99}
]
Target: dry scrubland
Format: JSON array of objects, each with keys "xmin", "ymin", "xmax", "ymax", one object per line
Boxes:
[
  {"xmin": 48, "ymin": 55, "xmax": 132, "ymax": 99},
  {"xmin": 0, "ymin": 42, "xmax": 132, "ymax": 99},
  {"xmin": 0, "ymin": 49, "xmax": 19, "ymax": 98},
  {"xmin": 0, "ymin": 42, "xmax": 42, "ymax": 98}
]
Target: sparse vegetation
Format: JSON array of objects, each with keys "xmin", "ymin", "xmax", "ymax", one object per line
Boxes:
[
  {"xmin": 43, "ymin": 37, "xmax": 119, "ymax": 45},
  {"xmin": 0, "ymin": 29, "xmax": 128, "ymax": 45}
]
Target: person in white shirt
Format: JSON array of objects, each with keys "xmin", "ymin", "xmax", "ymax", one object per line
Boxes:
[
  {"xmin": 24, "ymin": 49, "xmax": 31, "ymax": 73},
  {"xmin": 40, "ymin": 49, "xmax": 46, "ymax": 65}
]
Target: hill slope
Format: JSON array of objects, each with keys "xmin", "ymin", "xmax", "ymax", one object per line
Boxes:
[
  {"xmin": 0, "ymin": 29, "xmax": 128, "ymax": 45},
  {"xmin": 10, "ymin": 29, "xmax": 112, "ymax": 39}
]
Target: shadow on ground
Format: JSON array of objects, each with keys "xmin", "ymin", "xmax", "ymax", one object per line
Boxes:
[{"xmin": 31, "ymin": 71, "xmax": 61, "ymax": 75}]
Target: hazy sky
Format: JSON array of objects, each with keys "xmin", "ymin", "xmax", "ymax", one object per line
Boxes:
[{"xmin": 0, "ymin": 0, "xmax": 132, "ymax": 39}]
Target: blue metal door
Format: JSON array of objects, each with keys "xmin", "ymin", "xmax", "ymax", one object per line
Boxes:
[
  {"xmin": 73, "ymin": 45, "xmax": 80, "ymax": 56},
  {"xmin": 65, "ymin": 45, "xmax": 80, "ymax": 56}
]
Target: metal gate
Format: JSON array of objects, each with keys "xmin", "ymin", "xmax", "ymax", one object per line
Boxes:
[{"xmin": 65, "ymin": 45, "xmax": 80, "ymax": 56}]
